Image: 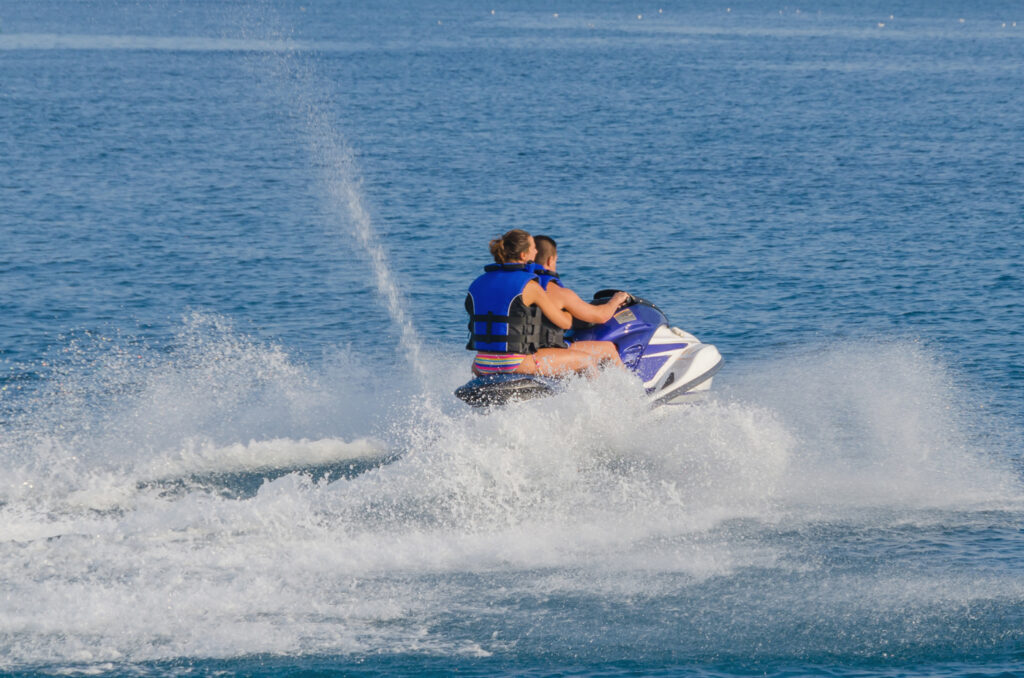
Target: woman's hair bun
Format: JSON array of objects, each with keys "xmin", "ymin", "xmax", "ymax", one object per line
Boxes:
[{"xmin": 489, "ymin": 229, "xmax": 531, "ymax": 263}]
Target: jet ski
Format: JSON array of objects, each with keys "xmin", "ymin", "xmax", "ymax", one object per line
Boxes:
[{"xmin": 455, "ymin": 290, "xmax": 722, "ymax": 408}]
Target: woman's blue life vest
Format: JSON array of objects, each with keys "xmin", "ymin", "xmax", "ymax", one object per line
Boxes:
[
  {"xmin": 532, "ymin": 266, "xmax": 569, "ymax": 349},
  {"xmin": 465, "ymin": 263, "xmax": 544, "ymax": 354}
]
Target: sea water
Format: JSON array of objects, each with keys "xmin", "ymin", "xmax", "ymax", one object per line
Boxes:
[{"xmin": 1, "ymin": 1, "xmax": 1022, "ymax": 675}]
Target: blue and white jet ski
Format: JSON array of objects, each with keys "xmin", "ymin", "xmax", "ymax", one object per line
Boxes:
[{"xmin": 455, "ymin": 290, "xmax": 722, "ymax": 408}]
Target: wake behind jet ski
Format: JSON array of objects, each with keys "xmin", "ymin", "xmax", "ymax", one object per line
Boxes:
[{"xmin": 456, "ymin": 290, "xmax": 723, "ymax": 408}]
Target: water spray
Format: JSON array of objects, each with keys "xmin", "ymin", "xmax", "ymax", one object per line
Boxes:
[{"xmin": 239, "ymin": 14, "xmax": 436, "ymax": 408}]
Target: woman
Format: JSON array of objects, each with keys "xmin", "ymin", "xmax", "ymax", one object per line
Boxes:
[{"xmin": 466, "ymin": 229, "xmax": 614, "ymax": 376}]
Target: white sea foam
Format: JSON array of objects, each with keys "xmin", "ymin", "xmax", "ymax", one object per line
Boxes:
[
  {"xmin": 142, "ymin": 435, "xmax": 385, "ymax": 477},
  {"xmin": 0, "ymin": 33, "xmax": 374, "ymax": 53},
  {"xmin": 1, "ymin": 325, "xmax": 1021, "ymax": 669}
]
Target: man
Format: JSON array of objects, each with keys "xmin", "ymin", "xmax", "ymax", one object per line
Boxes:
[{"xmin": 532, "ymin": 235, "xmax": 626, "ymax": 368}]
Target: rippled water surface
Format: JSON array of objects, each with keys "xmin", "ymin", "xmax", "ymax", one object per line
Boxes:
[{"xmin": 1, "ymin": 1, "xmax": 1022, "ymax": 675}]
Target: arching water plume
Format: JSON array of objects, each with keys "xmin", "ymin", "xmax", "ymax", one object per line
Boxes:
[
  {"xmin": 235, "ymin": 4, "xmax": 434, "ymax": 397},
  {"xmin": 304, "ymin": 107, "xmax": 434, "ymax": 393}
]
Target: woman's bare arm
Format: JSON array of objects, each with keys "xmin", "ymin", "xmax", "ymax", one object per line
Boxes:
[{"xmin": 522, "ymin": 281, "xmax": 573, "ymax": 329}]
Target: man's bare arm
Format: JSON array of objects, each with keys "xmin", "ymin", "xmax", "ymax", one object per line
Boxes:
[{"xmin": 549, "ymin": 286, "xmax": 627, "ymax": 324}]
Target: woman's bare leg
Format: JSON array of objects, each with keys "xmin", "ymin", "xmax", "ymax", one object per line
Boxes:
[
  {"xmin": 518, "ymin": 348, "xmax": 599, "ymax": 376},
  {"xmin": 567, "ymin": 340, "xmax": 624, "ymax": 368}
]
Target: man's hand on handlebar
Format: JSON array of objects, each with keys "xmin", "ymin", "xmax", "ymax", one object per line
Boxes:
[{"xmin": 610, "ymin": 291, "xmax": 631, "ymax": 309}]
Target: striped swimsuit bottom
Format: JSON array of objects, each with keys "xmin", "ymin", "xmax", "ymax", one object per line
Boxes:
[{"xmin": 472, "ymin": 352, "xmax": 528, "ymax": 374}]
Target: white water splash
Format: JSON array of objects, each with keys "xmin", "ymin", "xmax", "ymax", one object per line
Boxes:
[{"xmin": 1, "ymin": 328, "xmax": 1022, "ymax": 670}]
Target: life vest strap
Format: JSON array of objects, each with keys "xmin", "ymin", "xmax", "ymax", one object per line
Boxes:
[
  {"xmin": 470, "ymin": 312, "xmax": 537, "ymax": 344},
  {"xmin": 469, "ymin": 311, "xmax": 508, "ymax": 341},
  {"xmin": 470, "ymin": 311, "xmax": 510, "ymax": 323}
]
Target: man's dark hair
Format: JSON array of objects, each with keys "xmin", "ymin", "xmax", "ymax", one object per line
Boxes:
[{"xmin": 534, "ymin": 235, "xmax": 557, "ymax": 268}]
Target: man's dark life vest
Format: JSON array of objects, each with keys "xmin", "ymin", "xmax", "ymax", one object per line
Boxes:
[{"xmin": 533, "ymin": 266, "xmax": 569, "ymax": 349}]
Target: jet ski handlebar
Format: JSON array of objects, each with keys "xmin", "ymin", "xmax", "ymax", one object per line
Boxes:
[
  {"xmin": 591, "ymin": 289, "xmax": 667, "ymax": 318},
  {"xmin": 592, "ymin": 289, "xmax": 638, "ymax": 308}
]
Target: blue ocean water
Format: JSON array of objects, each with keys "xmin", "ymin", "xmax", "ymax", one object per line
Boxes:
[{"xmin": 1, "ymin": 1, "xmax": 1022, "ymax": 675}]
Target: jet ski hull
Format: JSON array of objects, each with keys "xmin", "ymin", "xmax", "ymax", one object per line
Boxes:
[{"xmin": 454, "ymin": 373, "xmax": 562, "ymax": 407}]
